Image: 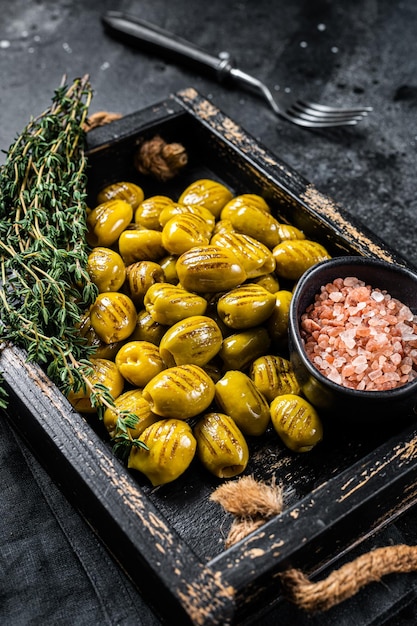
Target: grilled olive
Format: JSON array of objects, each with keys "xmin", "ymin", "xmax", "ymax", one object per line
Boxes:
[
  {"xmin": 211, "ymin": 231, "xmax": 275, "ymax": 279},
  {"xmin": 103, "ymin": 389, "xmax": 159, "ymax": 439},
  {"xmin": 178, "ymin": 178, "xmax": 233, "ymax": 218},
  {"xmin": 176, "ymin": 245, "xmax": 247, "ymax": 293},
  {"xmin": 215, "ymin": 370, "xmax": 270, "ymax": 436},
  {"xmin": 90, "ymin": 292, "xmax": 137, "ymax": 343},
  {"xmin": 97, "ymin": 181, "xmax": 145, "ymax": 210},
  {"xmin": 143, "ymin": 364, "xmax": 215, "ymax": 419},
  {"xmin": 144, "ymin": 282, "xmax": 207, "ymax": 325},
  {"xmin": 194, "ymin": 412, "xmax": 249, "ymax": 478},
  {"xmin": 130, "ymin": 309, "xmax": 168, "ymax": 345},
  {"xmin": 217, "ymin": 283, "xmax": 276, "ymax": 329},
  {"xmin": 159, "ymin": 255, "xmax": 179, "ymax": 284},
  {"xmin": 220, "ymin": 201, "xmax": 281, "ymax": 249},
  {"xmin": 77, "ymin": 311, "xmax": 123, "ymax": 360},
  {"xmin": 212, "ymin": 218, "xmax": 235, "ymax": 236},
  {"xmin": 118, "ymin": 228, "xmax": 166, "ymax": 265},
  {"xmin": 249, "ymin": 355, "xmax": 301, "ymax": 403},
  {"xmin": 115, "ymin": 340, "xmax": 165, "ymax": 387},
  {"xmin": 270, "ymin": 394, "xmax": 323, "ymax": 452},
  {"xmin": 161, "ymin": 213, "xmax": 212, "ymax": 255},
  {"xmin": 250, "ymin": 273, "xmax": 280, "ymax": 293},
  {"xmin": 221, "ymin": 193, "xmax": 271, "ymax": 214},
  {"xmin": 67, "ymin": 358, "xmax": 124, "ymax": 414},
  {"xmin": 159, "ymin": 315, "xmax": 223, "ymax": 367},
  {"xmin": 87, "ymin": 199, "xmax": 133, "ymax": 247},
  {"xmin": 128, "ymin": 419, "xmax": 197, "ymax": 486},
  {"xmin": 277, "ymin": 223, "xmax": 305, "ymax": 241},
  {"xmin": 219, "ymin": 327, "xmax": 271, "ymax": 371},
  {"xmin": 159, "ymin": 203, "xmax": 215, "ymax": 229},
  {"xmin": 272, "ymin": 239, "xmax": 331, "ymax": 280},
  {"xmin": 134, "ymin": 195, "xmax": 174, "ymax": 230},
  {"xmin": 86, "ymin": 247, "xmax": 126, "ymax": 293},
  {"xmin": 125, "ymin": 261, "xmax": 166, "ymax": 306},
  {"xmin": 267, "ymin": 289, "xmax": 293, "ymax": 346}
]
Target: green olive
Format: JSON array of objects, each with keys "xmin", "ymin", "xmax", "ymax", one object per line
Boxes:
[
  {"xmin": 118, "ymin": 228, "xmax": 166, "ymax": 265},
  {"xmin": 125, "ymin": 261, "xmax": 166, "ymax": 306},
  {"xmin": 270, "ymin": 394, "xmax": 323, "ymax": 452},
  {"xmin": 194, "ymin": 412, "xmax": 249, "ymax": 478},
  {"xmin": 215, "ymin": 370, "xmax": 270, "ymax": 436},
  {"xmin": 159, "ymin": 202, "xmax": 215, "ymax": 229},
  {"xmin": 211, "ymin": 231, "xmax": 275, "ymax": 279},
  {"xmin": 97, "ymin": 181, "xmax": 145, "ymax": 210},
  {"xmin": 86, "ymin": 247, "xmax": 126, "ymax": 293},
  {"xmin": 220, "ymin": 200, "xmax": 281, "ymax": 249},
  {"xmin": 161, "ymin": 212, "xmax": 212, "ymax": 255},
  {"xmin": 128, "ymin": 419, "xmax": 197, "ymax": 486},
  {"xmin": 267, "ymin": 289, "xmax": 293, "ymax": 346},
  {"xmin": 67, "ymin": 358, "xmax": 124, "ymax": 414},
  {"xmin": 144, "ymin": 282, "xmax": 207, "ymax": 325},
  {"xmin": 219, "ymin": 327, "xmax": 271, "ymax": 371},
  {"xmin": 217, "ymin": 283, "xmax": 276, "ymax": 329},
  {"xmin": 249, "ymin": 355, "xmax": 301, "ymax": 403},
  {"xmin": 130, "ymin": 309, "xmax": 168, "ymax": 345},
  {"xmin": 134, "ymin": 195, "xmax": 175, "ymax": 230},
  {"xmin": 176, "ymin": 245, "xmax": 247, "ymax": 293},
  {"xmin": 90, "ymin": 292, "xmax": 137, "ymax": 343},
  {"xmin": 250, "ymin": 273, "xmax": 280, "ymax": 293},
  {"xmin": 77, "ymin": 311, "xmax": 123, "ymax": 360},
  {"xmin": 87, "ymin": 199, "xmax": 133, "ymax": 247},
  {"xmin": 159, "ymin": 315, "xmax": 223, "ymax": 367},
  {"xmin": 115, "ymin": 340, "xmax": 165, "ymax": 387},
  {"xmin": 276, "ymin": 223, "xmax": 305, "ymax": 241},
  {"xmin": 159, "ymin": 255, "xmax": 179, "ymax": 284},
  {"xmin": 221, "ymin": 193, "xmax": 272, "ymax": 214},
  {"xmin": 103, "ymin": 389, "xmax": 159, "ymax": 439},
  {"xmin": 272, "ymin": 240, "xmax": 331, "ymax": 280},
  {"xmin": 142, "ymin": 364, "xmax": 215, "ymax": 419},
  {"xmin": 178, "ymin": 178, "xmax": 233, "ymax": 219}
]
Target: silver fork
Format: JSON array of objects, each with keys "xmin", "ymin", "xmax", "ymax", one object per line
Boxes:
[{"xmin": 102, "ymin": 11, "xmax": 372, "ymax": 129}]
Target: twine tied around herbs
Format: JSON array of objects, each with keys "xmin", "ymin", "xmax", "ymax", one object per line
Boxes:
[
  {"xmin": 84, "ymin": 112, "xmax": 188, "ymax": 182},
  {"xmin": 210, "ymin": 475, "xmax": 417, "ymax": 613}
]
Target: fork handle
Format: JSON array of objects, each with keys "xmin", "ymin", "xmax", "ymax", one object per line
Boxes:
[{"xmin": 102, "ymin": 11, "xmax": 234, "ymax": 82}]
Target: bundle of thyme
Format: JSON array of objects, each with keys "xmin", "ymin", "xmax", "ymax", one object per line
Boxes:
[{"xmin": 0, "ymin": 76, "xmax": 145, "ymax": 455}]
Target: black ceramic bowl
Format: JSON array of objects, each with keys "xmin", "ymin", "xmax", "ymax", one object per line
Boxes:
[{"xmin": 288, "ymin": 256, "xmax": 417, "ymax": 423}]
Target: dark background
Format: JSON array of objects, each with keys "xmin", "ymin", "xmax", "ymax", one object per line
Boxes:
[{"xmin": 1, "ymin": 1, "xmax": 417, "ymax": 624}]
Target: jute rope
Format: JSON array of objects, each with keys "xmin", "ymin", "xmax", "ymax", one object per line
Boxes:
[
  {"xmin": 210, "ymin": 475, "xmax": 417, "ymax": 612},
  {"xmin": 134, "ymin": 134, "xmax": 188, "ymax": 181},
  {"xmin": 82, "ymin": 111, "xmax": 123, "ymax": 130}
]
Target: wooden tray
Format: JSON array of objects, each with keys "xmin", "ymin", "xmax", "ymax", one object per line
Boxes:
[{"xmin": 2, "ymin": 88, "xmax": 417, "ymax": 626}]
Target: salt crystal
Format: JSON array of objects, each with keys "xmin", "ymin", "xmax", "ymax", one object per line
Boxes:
[
  {"xmin": 340, "ymin": 328, "xmax": 356, "ymax": 349},
  {"xmin": 371, "ymin": 290, "xmax": 385, "ymax": 302},
  {"xmin": 327, "ymin": 369, "xmax": 342, "ymax": 384},
  {"xmin": 368, "ymin": 369, "xmax": 383, "ymax": 381},
  {"xmin": 329, "ymin": 291, "xmax": 344, "ymax": 302}
]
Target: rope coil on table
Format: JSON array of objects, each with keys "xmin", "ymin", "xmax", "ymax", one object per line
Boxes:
[{"xmin": 211, "ymin": 475, "xmax": 417, "ymax": 613}]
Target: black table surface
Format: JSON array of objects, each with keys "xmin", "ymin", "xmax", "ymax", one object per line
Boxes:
[{"xmin": 2, "ymin": 1, "xmax": 417, "ymax": 624}]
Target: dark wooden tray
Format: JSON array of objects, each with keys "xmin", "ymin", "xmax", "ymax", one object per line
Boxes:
[{"xmin": 2, "ymin": 88, "xmax": 417, "ymax": 626}]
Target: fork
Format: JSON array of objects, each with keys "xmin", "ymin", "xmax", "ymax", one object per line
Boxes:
[{"xmin": 102, "ymin": 11, "xmax": 372, "ymax": 129}]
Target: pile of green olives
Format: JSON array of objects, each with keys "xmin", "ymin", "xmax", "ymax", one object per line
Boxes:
[{"xmin": 72, "ymin": 178, "xmax": 329, "ymax": 486}]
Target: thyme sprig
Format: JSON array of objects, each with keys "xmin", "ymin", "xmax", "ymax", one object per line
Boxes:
[
  {"xmin": 0, "ymin": 75, "xmax": 96, "ymax": 392},
  {"xmin": 0, "ymin": 77, "xmax": 147, "ymax": 454}
]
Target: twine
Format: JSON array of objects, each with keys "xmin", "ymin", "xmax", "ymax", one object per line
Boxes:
[
  {"xmin": 134, "ymin": 135, "xmax": 188, "ymax": 181},
  {"xmin": 211, "ymin": 475, "xmax": 417, "ymax": 612},
  {"xmin": 82, "ymin": 111, "xmax": 123, "ymax": 131}
]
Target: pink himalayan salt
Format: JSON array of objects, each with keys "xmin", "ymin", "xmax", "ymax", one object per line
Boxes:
[{"xmin": 300, "ymin": 276, "xmax": 417, "ymax": 391}]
